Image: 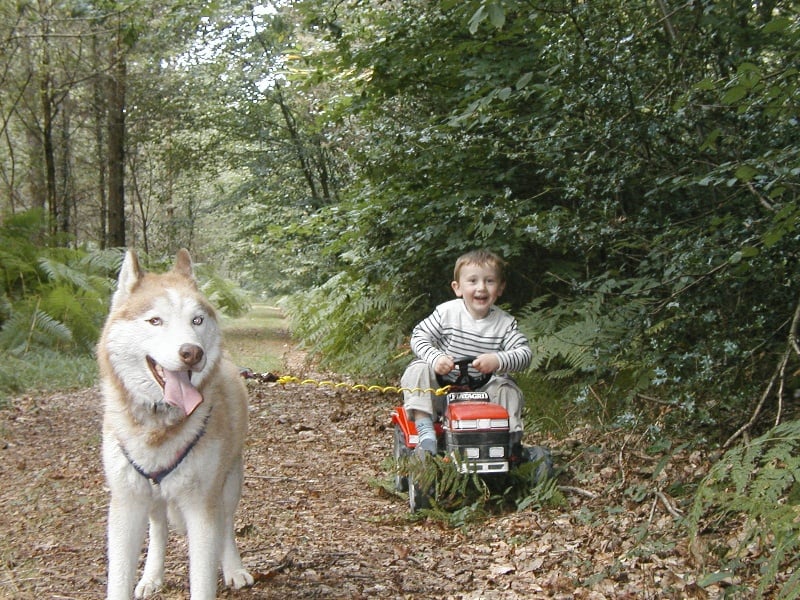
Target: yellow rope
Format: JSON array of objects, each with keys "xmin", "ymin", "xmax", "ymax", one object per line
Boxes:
[{"xmin": 274, "ymin": 375, "xmax": 451, "ymax": 396}]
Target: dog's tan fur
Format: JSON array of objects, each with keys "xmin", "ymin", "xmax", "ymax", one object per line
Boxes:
[{"xmin": 98, "ymin": 249, "xmax": 253, "ymax": 599}]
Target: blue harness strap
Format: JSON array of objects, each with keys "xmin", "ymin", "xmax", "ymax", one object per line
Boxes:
[{"xmin": 120, "ymin": 408, "xmax": 212, "ymax": 485}]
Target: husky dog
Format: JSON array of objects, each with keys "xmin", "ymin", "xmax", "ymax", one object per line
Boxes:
[{"xmin": 98, "ymin": 249, "xmax": 253, "ymax": 599}]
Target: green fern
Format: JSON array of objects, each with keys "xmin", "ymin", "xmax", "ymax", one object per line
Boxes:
[
  {"xmin": 0, "ymin": 306, "xmax": 73, "ymax": 355},
  {"xmin": 282, "ymin": 270, "xmax": 420, "ymax": 377},
  {"xmin": 403, "ymin": 453, "xmax": 489, "ymax": 513},
  {"xmin": 38, "ymin": 257, "xmax": 95, "ymax": 291},
  {"xmin": 688, "ymin": 419, "xmax": 800, "ymax": 599},
  {"xmin": 517, "ymin": 276, "xmax": 660, "ymax": 424},
  {"xmin": 196, "ymin": 268, "xmax": 251, "ymax": 318},
  {"xmin": 393, "ymin": 450, "xmax": 561, "ymax": 523},
  {"xmin": 520, "ymin": 286, "xmax": 651, "ymax": 375},
  {"xmin": 0, "ymin": 212, "xmax": 120, "ymax": 355}
]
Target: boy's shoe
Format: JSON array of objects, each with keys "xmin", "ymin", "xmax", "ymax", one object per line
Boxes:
[
  {"xmin": 414, "ymin": 438, "xmax": 437, "ymax": 459},
  {"xmin": 410, "ymin": 439, "xmax": 436, "ymax": 512}
]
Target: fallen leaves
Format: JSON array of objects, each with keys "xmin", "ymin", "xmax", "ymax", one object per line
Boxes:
[{"xmin": 0, "ymin": 380, "xmax": 763, "ymax": 598}]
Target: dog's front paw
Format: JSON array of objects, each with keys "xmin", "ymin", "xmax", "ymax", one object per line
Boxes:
[
  {"xmin": 225, "ymin": 568, "xmax": 255, "ymax": 589},
  {"xmin": 134, "ymin": 578, "xmax": 162, "ymax": 599}
]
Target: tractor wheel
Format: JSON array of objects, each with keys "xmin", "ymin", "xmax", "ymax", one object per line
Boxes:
[
  {"xmin": 524, "ymin": 445, "xmax": 555, "ymax": 483},
  {"xmin": 393, "ymin": 425, "xmax": 409, "ymax": 492},
  {"xmin": 408, "ymin": 471, "xmax": 431, "ymax": 512}
]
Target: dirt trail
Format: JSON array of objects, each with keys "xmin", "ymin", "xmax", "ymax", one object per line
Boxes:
[{"xmin": 1, "ymin": 369, "xmax": 730, "ymax": 599}]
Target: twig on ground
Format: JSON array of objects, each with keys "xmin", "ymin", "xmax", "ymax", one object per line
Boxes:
[
  {"xmin": 648, "ymin": 495, "xmax": 658, "ymax": 525},
  {"xmin": 558, "ymin": 485, "xmax": 597, "ymax": 499},
  {"xmin": 655, "ymin": 491, "xmax": 684, "ymax": 519}
]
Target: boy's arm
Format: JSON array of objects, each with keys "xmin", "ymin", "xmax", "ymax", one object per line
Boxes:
[
  {"xmin": 495, "ymin": 319, "xmax": 532, "ymax": 373},
  {"xmin": 410, "ymin": 308, "xmax": 447, "ymax": 367}
]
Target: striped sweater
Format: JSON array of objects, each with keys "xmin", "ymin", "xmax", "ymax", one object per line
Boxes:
[{"xmin": 410, "ymin": 299, "xmax": 532, "ymax": 375}]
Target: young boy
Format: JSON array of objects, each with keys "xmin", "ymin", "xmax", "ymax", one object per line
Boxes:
[{"xmin": 401, "ymin": 249, "xmax": 532, "ymax": 461}]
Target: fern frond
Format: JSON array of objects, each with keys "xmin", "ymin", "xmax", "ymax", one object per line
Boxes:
[
  {"xmin": 0, "ymin": 306, "xmax": 73, "ymax": 355},
  {"xmin": 282, "ymin": 271, "xmax": 421, "ymax": 377},
  {"xmin": 688, "ymin": 419, "xmax": 800, "ymax": 599},
  {"xmin": 37, "ymin": 258, "xmax": 93, "ymax": 290},
  {"xmin": 198, "ymin": 272, "xmax": 251, "ymax": 317}
]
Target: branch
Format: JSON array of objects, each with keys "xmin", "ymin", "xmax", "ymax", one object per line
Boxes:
[
  {"xmin": 558, "ymin": 485, "xmax": 597, "ymax": 499},
  {"xmin": 746, "ymin": 181, "xmax": 776, "ymax": 212},
  {"xmin": 654, "ymin": 0, "xmax": 677, "ymax": 42},
  {"xmin": 724, "ymin": 292, "xmax": 800, "ymax": 448},
  {"xmin": 655, "ymin": 490, "xmax": 684, "ymax": 519}
]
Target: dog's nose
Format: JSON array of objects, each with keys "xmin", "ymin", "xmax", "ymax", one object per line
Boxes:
[{"xmin": 179, "ymin": 343, "xmax": 204, "ymax": 367}]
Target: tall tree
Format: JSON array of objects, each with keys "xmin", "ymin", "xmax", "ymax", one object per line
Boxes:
[{"xmin": 106, "ymin": 19, "xmax": 126, "ymax": 248}]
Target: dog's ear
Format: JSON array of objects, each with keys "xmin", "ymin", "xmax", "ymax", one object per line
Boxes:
[
  {"xmin": 110, "ymin": 250, "xmax": 142, "ymax": 310},
  {"xmin": 173, "ymin": 248, "xmax": 196, "ymax": 283}
]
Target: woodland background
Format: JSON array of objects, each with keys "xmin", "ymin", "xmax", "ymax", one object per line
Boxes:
[{"xmin": 0, "ymin": 0, "xmax": 799, "ymax": 594}]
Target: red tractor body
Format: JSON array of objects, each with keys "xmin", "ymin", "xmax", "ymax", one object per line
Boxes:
[{"xmin": 392, "ymin": 390, "xmax": 511, "ymax": 477}]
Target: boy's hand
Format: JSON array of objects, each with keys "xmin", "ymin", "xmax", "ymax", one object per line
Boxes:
[
  {"xmin": 472, "ymin": 353, "xmax": 500, "ymax": 374},
  {"xmin": 434, "ymin": 355, "xmax": 455, "ymax": 375}
]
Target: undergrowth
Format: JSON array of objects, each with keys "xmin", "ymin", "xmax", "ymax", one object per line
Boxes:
[
  {"xmin": 0, "ymin": 350, "xmax": 98, "ymax": 407},
  {"xmin": 377, "ymin": 453, "xmax": 565, "ymax": 527},
  {"xmin": 688, "ymin": 419, "xmax": 800, "ymax": 599}
]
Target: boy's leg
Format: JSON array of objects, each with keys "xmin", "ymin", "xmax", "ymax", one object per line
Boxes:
[
  {"xmin": 482, "ymin": 377, "xmax": 524, "ymax": 434},
  {"xmin": 482, "ymin": 377, "xmax": 525, "ymax": 459},
  {"xmin": 401, "ymin": 359, "xmax": 439, "ymax": 455}
]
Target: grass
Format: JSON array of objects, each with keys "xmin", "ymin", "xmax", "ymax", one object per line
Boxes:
[
  {"xmin": 0, "ymin": 351, "xmax": 98, "ymax": 407},
  {"xmin": 220, "ymin": 303, "xmax": 289, "ymax": 374}
]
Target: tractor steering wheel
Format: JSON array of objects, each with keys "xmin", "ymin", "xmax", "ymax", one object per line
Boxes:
[{"xmin": 436, "ymin": 356, "xmax": 492, "ymax": 391}]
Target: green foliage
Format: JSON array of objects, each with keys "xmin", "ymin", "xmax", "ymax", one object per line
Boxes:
[
  {"xmin": 278, "ymin": 0, "xmax": 800, "ymax": 440},
  {"xmin": 0, "ymin": 350, "xmax": 98, "ymax": 406},
  {"xmin": 0, "ymin": 308, "xmax": 73, "ymax": 355},
  {"xmin": 688, "ymin": 420, "xmax": 800, "ymax": 598},
  {"xmin": 391, "ymin": 452, "xmax": 563, "ymax": 525},
  {"xmin": 0, "ymin": 211, "xmax": 116, "ymax": 355},
  {"xmin": 281, "ymin": 269, "xmax": 421, "ymax": 377},
  {"xmin": 515, "ymin": 371, "xmax": 578, "ymax": 437},
  {"xmin": 0, "ymin": 211, "xmax": 118, "ymax": 402},
  {"xmin": 194, "ymin": 263, "xmax": 251, "ymax": 318}
]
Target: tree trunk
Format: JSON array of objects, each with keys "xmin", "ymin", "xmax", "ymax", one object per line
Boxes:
[
  {"xmin": 57, "ymin": 100, "xmax": 72, "ymax": 238},
  {"xmin": 92, "ymin": 24, "xmax": 108, "ymax": 248},
  {"xmin": 275, "ymin": 84, "xmax": 321, "ymax": 207},
  {"xmin": 106, "ymin": 34, "xmax": 126, "ymax": 248},
  {"xmin": 39, "ymin": 20, "xmax": 58, "ymax": 236}
]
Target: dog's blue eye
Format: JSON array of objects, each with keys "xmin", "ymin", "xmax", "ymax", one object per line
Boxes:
[
  {"xmin": 147, "ymin": 317, "xmax": 162, "ymax": 326},
  {"xmin": 192, "ymin": 316, "xmax": 204, "ymax": 326}
]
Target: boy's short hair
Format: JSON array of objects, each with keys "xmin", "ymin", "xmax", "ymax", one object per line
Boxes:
[{"xmin": 453, "ymin": 249, "xmax": 507, "ymax": 283}]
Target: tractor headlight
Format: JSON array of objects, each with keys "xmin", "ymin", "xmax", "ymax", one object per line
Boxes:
[
  {"xmin": 490, "ymin": 418, "xmax": 509, "ymax": 428},
  {"xmin": 489, "ymin": 446, "xmax": 505, "ymax": 458},
  {"xmin": 453, "ymin": 419, "xmax": 477, "ymax": 429},
  {"xmin": 465, "ymin": 447, "xmax": 480, "ymax": 459}
]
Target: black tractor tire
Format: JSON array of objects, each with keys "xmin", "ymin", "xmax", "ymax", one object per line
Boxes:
[
  {"xmin": 408, "ymin": 471, "xmax": 431, "ymax": 512},
  {"xmin": 524, "ymin": 445, "xmax": 555, "ymax": 483}
]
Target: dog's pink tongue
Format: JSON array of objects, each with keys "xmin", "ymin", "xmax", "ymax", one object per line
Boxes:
[{"xmin": 163, "ymin": 370, "xmax": 203, "ymax": 416}]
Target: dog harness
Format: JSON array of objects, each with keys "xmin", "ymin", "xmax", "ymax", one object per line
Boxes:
[{"xmin": 119, "ymin": 408, "xmax": 212, "ymax": 485}]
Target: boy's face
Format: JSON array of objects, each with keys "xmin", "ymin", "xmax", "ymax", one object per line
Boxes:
[{"xmin": 451, "ymin": 262, "xmax": 505, "ymax": 319}]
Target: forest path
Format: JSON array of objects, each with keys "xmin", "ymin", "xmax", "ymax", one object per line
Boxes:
[{"xmin": 0, "ymin": 307, "xmax": 723, "ymax": 599}]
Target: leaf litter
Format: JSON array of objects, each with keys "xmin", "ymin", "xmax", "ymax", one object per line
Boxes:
[{"xmin": 0, "ymin": 369, "xmax": 766, "ymax": 598}]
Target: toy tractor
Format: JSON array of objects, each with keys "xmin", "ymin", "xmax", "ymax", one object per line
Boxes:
[{"xmin": 391, "ymin": 358, "xmax": 553, "ymax": 511}]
